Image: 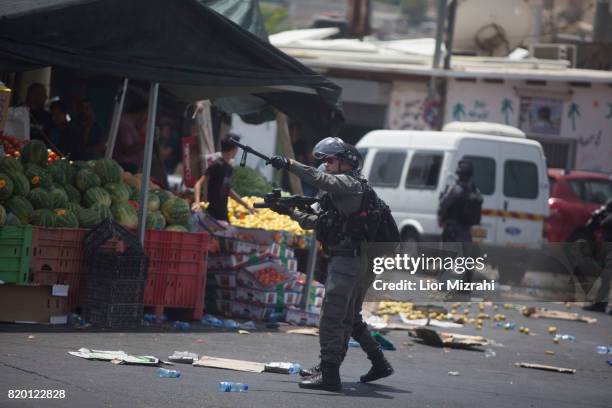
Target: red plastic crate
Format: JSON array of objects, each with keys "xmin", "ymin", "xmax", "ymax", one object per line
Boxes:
[
  {"xmin": 30, "ymin": 227, "xmax": 123, "ymax": 310},
  {"xmin": 143, "ymin": 230, "xmax": 209, "ymax": 320}
]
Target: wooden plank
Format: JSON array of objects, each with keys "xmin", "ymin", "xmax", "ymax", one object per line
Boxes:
[
  {"xmin": 528, "ymin": 309, "xmax": 597, "ymax": 324},
  {"xmin": 193, "ymin": 356, "xmax": 265, "ymax": 373},
  {"xmin": 515, "ymin": 362, "xmax": 576, "ymax": 374}
]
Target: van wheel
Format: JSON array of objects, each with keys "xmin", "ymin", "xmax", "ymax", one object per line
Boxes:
[{"xmin": 401, "ymin": 229, "xmax": 420, "ymax": 256}]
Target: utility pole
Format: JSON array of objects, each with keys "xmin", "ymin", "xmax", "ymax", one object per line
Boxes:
[
  {"xmin": 346, "ymin": 0, "xmax": 371, "ymax": 39},
  {"xmin": 593, "ymin": 0, "xmax": 612, "ymax": 42}
]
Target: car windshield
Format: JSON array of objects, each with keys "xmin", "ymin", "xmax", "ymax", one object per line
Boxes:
[{"xmin": 569, "ymin": 178, "xmax": 612, "ymax": 205}]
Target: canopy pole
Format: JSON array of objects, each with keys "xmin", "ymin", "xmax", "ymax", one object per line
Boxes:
[
  {"xmin": 105, "ymin": 78, "xmax": 129, "ymax": 159},
  {"xmin": 275, "ymin": 111, "xmax": 303, "ymax": 195},
  {"xmin": 136, "ymin": 83, "xmax": 159, "ymax": 245},
  {"xmin": 300, "ymin": 233, "xmax": 318, "ymax": 311}
]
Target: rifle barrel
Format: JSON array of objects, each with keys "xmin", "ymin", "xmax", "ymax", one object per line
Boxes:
[{"xmin": 229, "ymin": 138, "xmax": 271, "ymax": 162}]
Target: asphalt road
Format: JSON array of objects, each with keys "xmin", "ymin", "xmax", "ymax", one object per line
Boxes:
[{"xmin": 0, "ymin": 302, "xmax": 611, "ymax": 408}]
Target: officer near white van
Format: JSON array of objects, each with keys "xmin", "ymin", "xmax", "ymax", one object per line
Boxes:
[{"xmin": 266, "ymin": 137, "xmax": 394, "ymax": 392}]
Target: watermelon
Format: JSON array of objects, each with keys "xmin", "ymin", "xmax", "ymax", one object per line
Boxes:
[
  {"xmin": 104, "ymin": 183, "xmax": 130, "ymax": 204},
  {"xmin": 31, "ymin": 209, "xmax": 56, "ymax": 227},
  {"xmin": 91, "ymin": 202, "xmax": 112, "ymax": 220},
  {"xmin": 54, "ymin": 209, "xmax": 79, "ymax": 228},
  {"xmin": 161, "ymin": 197, "xmax": 190, "ymax": 226},
  {"xmin": 75, "ymin": 169, "xmax": 101, "ymax": 192},
  {"xmin": 111, "ymin": 202, "xmax": 138, "ymax": 229},
  {"xmin": 24, "ymin": 163, "xmax": 52, "ymax": 189},
  {"xmin": 93, "ymin": 159, "xmax": 123, "ymax": 184},
  {"xmin": 153, "ymin": 189, "xmax": 174, "ymax": 206},
  {"xmin": 146, "ymin": 211, "xmax": 166, "ymax": 230},
  {"xmin": 0, "ymin": 172, "xmax": 14, "ymax": 201},
  {"xmin": 9, "ymin": 173, "xmax": 31, "ymax": 197},
  {"xmin": 147, "ymin": 192, "xmax": 160, "ymax": 212},
  {"xmin": 165, "ymin": 224, "xmax": 188, "ymax": 232},
  {"xmin": 0, "ymin": 204, "xmax": 6, "ymax": 225},
  {"xmin": 128, "ymin": 184, "xmax": 140, "ymax": 201},
  {"xmin": 83, "ymin": 187, "xmax": 111, "ymax": 207},
  {"xmin": 28, "ymin": 188, "xmax": 53, "ymax": 210},
  {"xmin": 4, "ymin": 213, "xmax": 22, "ymax": 226},
  {"xmin": 6, "ymin": 196, "xmax": 34, "ymax": 224},
  {"xmin": 0, "ymin": 156, "xmax": 23, "ymax": 174},
  {"xmin": 21, "ymin": 139, "xmax": 48, "ymax": 166},
  {"xmin": 65, "ymin": 162, "xmax": 77, "ymax": 185},
  {"xmin": 66, "ymin": 202, "xmax": 83, "ymax": 213},
  {"xmin": 64, "ymin": 184, "xmax": 81, "ymax": 203},
  {"xmin": 50, "ymin": 187, "xmax": 69, "ymax": 209},
  {"xmin": 47, "ymin": 161, "xmax": 68, "ymax": 185},
  {"xmin": 76, "ymin": 207, "xmax": 102, "ymax": 228}
]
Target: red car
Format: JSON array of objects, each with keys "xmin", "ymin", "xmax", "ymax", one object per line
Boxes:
[{"xmin": 547, "ymin": 169, "xmax": 612, "ymax": 242}]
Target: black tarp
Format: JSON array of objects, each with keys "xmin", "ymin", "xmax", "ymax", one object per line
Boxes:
[{"xmin": 0, "ymin": 0, "xmax": 343, "ymax": 135}]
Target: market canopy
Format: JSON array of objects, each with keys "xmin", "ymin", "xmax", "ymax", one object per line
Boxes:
[{"xmin": 0, "ymin": 0, "xmax": 344, "ymax": 135}]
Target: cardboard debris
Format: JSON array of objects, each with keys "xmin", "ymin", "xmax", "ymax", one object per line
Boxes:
[
  {"xmin": 400, "ymin": 314, "xmax": 464, "ymax": 328},
  {"xmin": 68, "ymin": 348, "xmax": 159, "ymax": 365},
  {"xmin": 411, "ymin": 328, "xmax": 489, "ymax": 349},
  {"xmin": 286, "ymin": 328, "xmax": 319, "ymax": 336},
  {"xmin": 193, "ymin": 356, "xmax": 265, "ymax": 373},
  {"xmin": 385, "ymin": 322, "xmax": 418, "ymax": 331},
  {"xmin": 515, "ymin": 362, "xmax": 576, "ymax": 374},
  {"xmin": 522, "ymin": 307, "xmax": 597, "ymax": 324}
]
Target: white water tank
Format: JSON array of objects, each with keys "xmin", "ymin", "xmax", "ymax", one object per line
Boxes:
[{"xmin": 453, "ymin": 0, "xmax": 532, "ymax": 56}]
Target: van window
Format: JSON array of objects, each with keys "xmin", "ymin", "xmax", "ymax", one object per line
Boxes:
[
  {"xmin": 504, "ymin": 160, "xmax": 538, "ymax": 199},
  {"xmin": 462, "ymin": 155, "xmax": 495, "ymax": 195},
  {"xmin": 369, "ymin": 151, "xmax": 406, "ymax": 188},
  {"xmin": 569, "ymin": 179, "xmax": 612, "ymax": 205},
  {"xmin": 405, "ymin": 153, "xmax": 443, "ymax": 189}
]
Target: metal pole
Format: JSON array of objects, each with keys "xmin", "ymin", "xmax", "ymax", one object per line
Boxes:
[
  {"xmin": 105, "ymin": 78, "xmax": 129, "ymax": 159},
  {"xmin": 136, "ymin": 83, "xmax": 159, "ymax": 245},
  {"xmin": 593, "ymin": 0, "xmax": 611, "ymax": 42},
  {"xmin": 443, "ymin": 0, "xmax": 457, "ymax": 70},
  {"xmin": 300, "ymin": 233, "xmax": 318, "ymax": 311},
  {"xmin": 431, "ymin": 0, "xmax": 448, "ymax": 70}
]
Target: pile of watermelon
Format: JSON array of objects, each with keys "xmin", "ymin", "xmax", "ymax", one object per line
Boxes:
[{"xmin": 0, "ymin": 140, "xmax": 191, "ymax": 232}]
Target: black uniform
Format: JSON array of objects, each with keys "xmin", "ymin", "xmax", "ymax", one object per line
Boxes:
[{"xmin": 584, "ymin": 202, "xmax": 612, "ymax": 310}]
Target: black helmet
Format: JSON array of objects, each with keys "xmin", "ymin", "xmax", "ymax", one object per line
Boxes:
[
  {"xmin": 313, "ymin": 137, "xmax": 362, "ymax": 171},
  {"xmin": 456, "ymin": 160, "xmax": 473, "ymax": 180}
]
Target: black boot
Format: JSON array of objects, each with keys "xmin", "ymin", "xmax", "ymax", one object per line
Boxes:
[
  {"xmin": 583, "ymin": 302, "xmax": 608, "ymax": 313},
  {"xmin": 299, "ymin": 364, "xmax": 321, "ymax": 378},
  {"xmin": 299, "ymin": 361, "xmax": 342, "ymax": 392},
  {"xmin": 360, "ymin": 349, "xmax": 394, "ymax": 383}
]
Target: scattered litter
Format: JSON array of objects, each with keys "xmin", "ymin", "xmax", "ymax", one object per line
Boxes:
[
  {"xmin": 219, "ymin": 382, "xmax": 248, "ymax": 392},
  {"xmin": 238, "ymin": 330, "xmax": 250, "ymax": 335},
  {"xmin": 448, "ymin": 371, "xmax": 460, "ymax": 376},
  {"xmin": 168, "ymin": 351, "xmax": 198, "ymax": 364},
  {"xmin": 157, "ymin": 368, "xmax": 181, "ymax": 378},
  {"xmin": 286, "ymin": 328, "xmax": 319, "ymax": 336},
  {"xmin": 239, "ymin": 321, "xmax": 256, "ymax": 330},
  {"xmin": 596, "ymin": 346, "xmax": 611, "ymax": 355},
  {"xmin": 68, "ymin": 348, "xmax": 159, "ymax": 365},
  {"xmin": 553, "ymin": 334, "xmax": 576, "ymax": 342},
  {"xmin": 201, "ymin": 314, "xmax": 223, "ymax": 328},
  {"xmin": 545, "ymin": 350, "xmax": 556, "ymax": 356},
  {"xmin": 607, "ymin": 359, "xmax": 612, "ymax": 366},
  {"xmin": 193, "ymin": 356, "xmax": 265, "ymax": 373},
  {"xmin": 522, "ymin": 307, "xmax": 596, "ymax": 324},
  {"xmin": 27, "ymin": 335, "xmax": 35, "ymax": 340},
  {"xmin": 372, "ymin": 331, "xmax": 396, "ymax": 351},
  {"xmin": 547, "ymin": 326, "xmax": 557, "ymax": 334},
  {"xmin": 173, "ymin": 321, "xmax": 191, "ymax": 330},
  {"xmin": 519, "ymin": 327, "xmax": 531, "ymax": 335},
  {"xmin": 264, "ymin": 362, "xmax": 301, "ymax": 374},
  {"xmin": 411, "ymin": 328, "xmax": 489, "ymax": 349},
  {"xmin": 364, "ymin": 314, "xmax": 387, "ymax": 330},
  {"xmin": 196, "ymin": 338, "xmax": 205, "ymax": 343},
  {"xmin": 515, "ymin": 362, "xmax": 576, "ymax": 374},
  {"xmin": 484, "ymin": 349, "xmax": 497, "ymax": 358},
  {"xmin": 223, "ymin": 319, "xmax": 239, "ymax": 329},
  {"xmin": 400, "ymin": 314, "xmax": 463, "ymax": 328},
  {"xmin": 348, "ymin": 339, "xmax": 360, "ymax": 348}
]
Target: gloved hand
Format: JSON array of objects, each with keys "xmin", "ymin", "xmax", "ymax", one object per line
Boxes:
[
  {"xmin": 270, "ymin": 203, "xmax": 293, "ymax": 216},
  {"xmin": 267, "ymin": 155, "xmax": 290, "ymax": 170}
]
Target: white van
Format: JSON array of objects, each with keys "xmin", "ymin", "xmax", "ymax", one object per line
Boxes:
[{"xmin": 356, "ymin": 122, "xmax": 550, "ymax": 280}]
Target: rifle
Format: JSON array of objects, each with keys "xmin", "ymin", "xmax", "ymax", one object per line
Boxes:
[
  {"xmin": 255, "ymin": 188, "xmax": 319, "ymax": 212},
  {"xmin": 228, "ymin": 137, "xmax": 271, "ymax": 167}
]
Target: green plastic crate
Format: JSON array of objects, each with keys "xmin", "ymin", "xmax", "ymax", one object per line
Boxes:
[{"xmin": 0, "ymin": 225, "xmax": 33, "ymax": 283}]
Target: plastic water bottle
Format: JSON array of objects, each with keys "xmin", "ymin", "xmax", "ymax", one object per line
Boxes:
[
  {"xmin": 218, "ymin": 382, "xmax": 248, "ymax": 392},
  {"xmin": 143, "ymin": 313, "xmax": 155, "ymax": 322},
  {"xmin": 554, "ymin": 334, "xmax": 576, "ymax": 342},
  {"xmin": 239, "ymin": 321, "xmax": 256, "ymax": 330},
  {"xmin": 596, "ymin": 345, "xmax": 611, "ymax": 354},
  {"xmin": 157, "ymin": 368, "xmax": 181, "ymax": 378},
  {"xmin": 201, "ymin": 314, "xmax": 223, "ymax": 328},
  {"xmin": 174, "ymin": 321, "xmax": 191, "ymax": 330},
  {"xmin": 503, "ymin": 322, "xmax": 516, "ymax": 330},
  {"xmin": 223, "ymin": 319, "xmax": 239, "ymax": 329},
  {"xmin": 348, "ymin": 339, "xmax": 360, "ymax": 348},
  {"xmin": 265, "ymin": 362, "xmax": 301, "ymax": 374}
]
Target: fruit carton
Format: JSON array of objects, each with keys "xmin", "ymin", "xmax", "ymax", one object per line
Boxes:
[
  {"xmin": 272, "ymin": 257, "xmax": 298, "ymax": 273},
  {"xmin": 283, "ymin": 291, "xmax": 302, "ymax": 307},
  {"xmin": 230, "ymin": 300, "xmax": 276, "ymax": 321},
  {"xmin": 285, "ymin": 307, "xmax": 320, "ymax": 327},
  {"xmin": 229, "ymin": 252, "xmax": 270, "ymax": 269},
  {"xmin": 213, "ymin": 271, "xmax": 237, "ymax": 288},
  {"xmin": 208, "ymin": 255, "xmax": 235, "ymax": 271},
  {"xmin": 235, "ymin": 285, "xmax": 277, "ymax": 306},
  {"xmin": 239, "ymin": 262, "xmax": 290, "ymax": 290},
  {"xmin": 215, "ymin": 288, "xmax": 236, "ymax": 301},
  {"xmin": 215, "ymin": 299, "xmax": 233, "ymax": 317}
]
